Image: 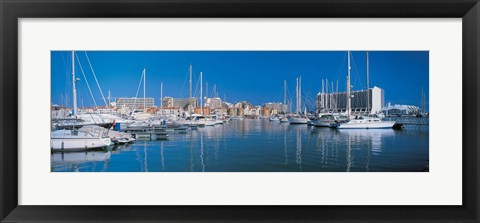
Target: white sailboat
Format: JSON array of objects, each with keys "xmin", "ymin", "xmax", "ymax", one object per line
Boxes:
[
  {"xmin": 289, "ymin": 76, "xmax": 309, "ymax": 124},
  {"xmin": 51, "ymin": 51, "xmax": 113, "ymax": 151},
  {"xmin": 336, "ymin": 51, "xmax": 395, "ymax": 129},
  {"xmin": 131, "ymin": 68, "xmax": 152, "ymax": 120}
]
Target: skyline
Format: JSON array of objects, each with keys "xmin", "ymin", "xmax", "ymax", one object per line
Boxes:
[{"xmin": 51, "ymin": 51, "xmax": 429, "ymax": 111}]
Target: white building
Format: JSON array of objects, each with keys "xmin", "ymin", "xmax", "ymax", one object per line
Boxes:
[
  {"xmin": 116, "ymin": 97, "xmax": 154, "ymax": 109},
  {"xmin": 382, "ymin": 103, "xmax": 420, "ymax": 116},
  {"xmin": 316, "ymin": 86, "xmax": 384, "ymax": 114}
]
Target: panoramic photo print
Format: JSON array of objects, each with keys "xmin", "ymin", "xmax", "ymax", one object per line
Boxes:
[{"xmin": 50, "ymin": 51, "xmax": 429, "ymax": 172}]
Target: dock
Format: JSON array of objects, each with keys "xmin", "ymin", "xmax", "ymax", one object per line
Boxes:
[
  {"xmin": 123, "ymin": 125, "xmax": 190, "ymax": 140},
  {"xmin": 386, "ymin": 117, "xmax": 429, "ymax": 129}
]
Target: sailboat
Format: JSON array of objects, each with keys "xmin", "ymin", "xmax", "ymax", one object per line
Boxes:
[
  {"xmin": 335, "ymin": 51, "xmax": 395, "ymax": 129},
  {"xmin": 288, "ymin": 76, "xmax": 309, "ymax": 124},
  {"xmin": 131, "ymin": 68, "xmax": 153, "ymax": 121},
  {"xmin": 51, "ymin": 51, "xmax": 113, "ymax": 151},
  {"xmin": 197, "ymin": 72, "xmax": 216, "ymax": 126}
]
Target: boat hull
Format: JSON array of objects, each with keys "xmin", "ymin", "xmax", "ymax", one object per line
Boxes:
[
  {"xmin": 313, "ymin": 120, "xmax": 335, "ymax": 127},
  {"xmin": 337, "ymin": 121, "xmax": 395, "ymax": 129},
  {"xmin": 288, "ymin": 117, "xmax": 309, "ymax": 124},
  {"xmin": 51, "ymin": 137, "xmax": 112, "ymax": 152}
]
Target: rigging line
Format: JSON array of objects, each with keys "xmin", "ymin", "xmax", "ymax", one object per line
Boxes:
[
  {"xmin": 193, "ymin": 72, "xmax": 200, "ymax": 99},
  {"xmin": 351, "ymin": 53, "xmax": 363, "ymax": 90},
  {"xmin": 59, "ymin": 52, "xmax": 69, "ymax": 106},
  {"xmin": 335, "ymin": 53, "xmax": 347, "ymax": 86},
  {"xmin": 61, "ymin": 52, "xmax": 72, "ymax": 107},
  {"xmin": 179, "ymin": 68, "xmax": 190, "ymax": 98},
  {"xmin": 84, "ymin": 51, "xmax": 108, "ymax": 106},
  {"xmin": 60, "ymin": 51, "xmax": 69, "ymax": 76},
  {"xmin": 133, "ymin": 69, "xmax": 144, "ymax": 110},
  {"xmin": 75, "ymin": 54, "xmax": 98, "ymax": 108}
]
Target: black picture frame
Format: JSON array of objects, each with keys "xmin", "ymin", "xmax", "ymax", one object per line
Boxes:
[{"xmin": 1, "ymin": 0, "xmax": 479, "ymax": 222}]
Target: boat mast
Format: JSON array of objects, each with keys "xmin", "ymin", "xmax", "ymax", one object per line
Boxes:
[
  {"xmin": 189, "ymin": 64, "xmax": 192, "ymax": 115},
  {"xmin": 326, "ymin": 78, "xmax": 329, "ymax": 112},
  {"xmin": 284, "ymin": 80, "xmax": 287, "ymax": 113},
  {"xmin": 160, "ymin": 82, "xmax": 163, "ymax": 115},
  {"xmin": 72, "ymin": 51, "xmax": 78, "ymax": 116},
  {"xmin": 200, "ymin": 72, "xmax": 203, "ymax": 115},
  {"xmin": 331, "ymin": 81, "xmax": 334, "ymax": 113},
  {"xmin": 366, "ymin": 51, "xmax": 370, "ymax": 114},
  {"xmin": 336, "ymin": 80, "xmax": 339, "ymax": 113},
  {"xmin": 421, "ymin": 87, "xmax": 425, "ymax": 114},
  {"xmin": 296, "ymin": 77, "xmax": 299, "ymax": 114},
  {"xmin": 299, "ymin": 76, "xmax": 302, "ymax": 114},
  {"xmin": 347, "ymin": 51, "xmax": 351, "ymax": 118},
  {"xmin": 143, "ymin": 67, "xmax": 146, "ymax": 110}
]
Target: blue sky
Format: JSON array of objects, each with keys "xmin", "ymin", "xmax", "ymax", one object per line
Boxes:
[{"xmin": 51, "ymin": 51, "xmax": 429, "ymax": 111}]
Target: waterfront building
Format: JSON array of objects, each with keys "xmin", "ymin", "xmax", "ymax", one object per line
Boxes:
[
  {"xmin": 51, "ymin": 106, "xmax": 72, "ymax": 118},
  {"xmin": 194, "ymin": 107, "xmax": 211, "ymax": 115},
  {"xmin": 261, "ymin": 107, "xmax": 274, "ymax": 117},
  {"xmin": 228, "ymin": 107, "xmax": 244, "ymax": 116},
  {"xmin": 316, "ymin": 86, "xmax": 384, "ymax": 114},
  {"xmin": 224, "ymin": 102, "xmax": 234, "ymax": 109},
  {"xmin": 264, "ymin": 102, "xmax": 287, "ymax": 114},
  {"xmin": 214, "ymin": 108, "xmax": 228, "ymax": 116},
  {"xmin": 205, "ymin": 97, "xmax": 223, "ymax": 109},
  {"xmin": 162, "ymin": 97, "xmax": 197, "ymax": 110},
  {"xmin": 158, "ymin": 107, "xmax": 182, "ymax": 116},
  {"xmin": 244, "ymin": 106, "xmax": 261, "ymax": 117},
  {"xmin": 235, "ymin": 101, "xmax": 254, "ymax": 109},
  {"xmin": 382, "ymin": 103, "xmax": 420, "ymax": 116},
  {"xmin": 116, "ymin": 97, "xmax": 155, "ymax": 109}
]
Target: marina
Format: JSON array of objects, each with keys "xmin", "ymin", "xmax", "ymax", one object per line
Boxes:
[
  {"xmin": 51, "ymin": 50, "xmax": 429, "ymax": 172},
  {"xmin": 51, "ymin": 118, "xmax": 429, "ymax": 172}
]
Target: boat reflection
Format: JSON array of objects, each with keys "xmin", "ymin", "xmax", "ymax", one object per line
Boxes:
[
  {"xmin": 310, "ymin": 128, "xmax": 396, "ymax": 172},
  {"xmin": 51, "ymin": 150, "xmax": 111, "ymax": 172}
]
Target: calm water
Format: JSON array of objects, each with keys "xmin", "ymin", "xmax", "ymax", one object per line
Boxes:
[{"xmin": 51, "ymin": 119, "xmax": 429, "ymax": 172}]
